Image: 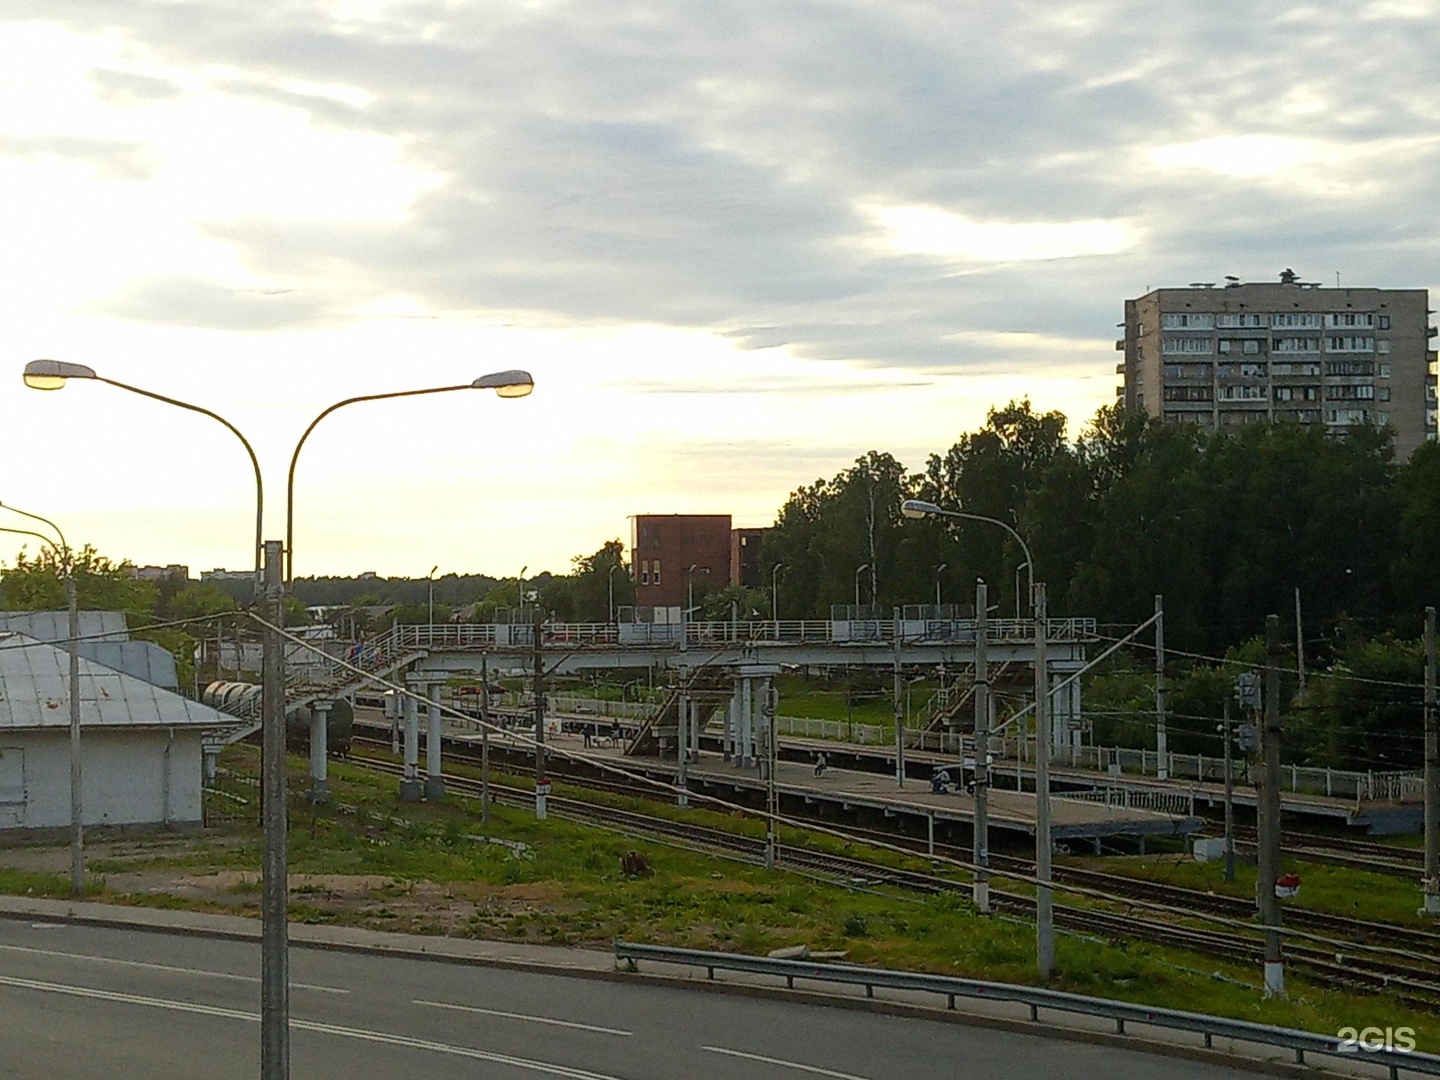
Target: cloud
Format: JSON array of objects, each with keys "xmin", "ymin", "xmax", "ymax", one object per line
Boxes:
[
  {"xmin": 0, "ymin": 134, "xmax": 156, "ymax": 180},
  {"xmin": 11, "ymin": 0, "xmax": 1440, "ymax": 371},
  {"xmin": 92, "ymin": 276, "xmax": 334, "ymax": 330},
  {"xmin": 89, "ymin": 67, "xmax": 183, "ymax": 104}
]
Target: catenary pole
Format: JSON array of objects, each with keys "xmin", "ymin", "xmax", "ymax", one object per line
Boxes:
[
  {"xmin": 1259, "ymin": 614, "xmax": 1285, "ymax": 998},
  {"xmin": 533, "ymin": 606, "xmax": 547, "ymax": 819},
  {"xmin": 1424, "ymin": 606, "xmax": 1437, "ymax": 917},
  {"xmin": 480, "ymin": 654, "xmax": 491, "ymax": 826},
  {"xmin": 1155, "ymin": 594, "xmax": 1167, "ymax": 780},
  {"xmin": 1223, "ymin": 697, "xmax": 1236, "ymax": 883},
  {"xmin": 1034, "ymin": 582, "xmax": 1053, "ymax": 978},
  {"xmin": 973, "ymin": 578, "xmax": 991, "ymax": 913}
]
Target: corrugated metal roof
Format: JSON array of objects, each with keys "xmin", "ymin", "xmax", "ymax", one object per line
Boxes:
[
  {"xmin": 79, "ymin": 641, "xmax": 179, "ymax": 689},
  {"xmin": 0, "ymin": 611, "xmax": 129, "ymax": 643},
  {"xmin": 0, "ymin": 633, "xmax": 228, "ymax": 730}
]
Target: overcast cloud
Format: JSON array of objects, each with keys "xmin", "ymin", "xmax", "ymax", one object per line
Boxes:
[{"xmin": 24, "ymin": 0, "xmax": 1440, "ymax": 360}]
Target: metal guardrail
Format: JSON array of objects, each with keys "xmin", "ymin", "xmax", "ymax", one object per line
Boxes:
[{"xmin": 613, "ymin": 942, "xmax": 1440, "ymax": 1079}]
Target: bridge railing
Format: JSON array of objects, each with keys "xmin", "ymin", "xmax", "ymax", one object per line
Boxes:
[{"xmin": 379, "ymin": 617, "xmax": 1097, "ymax": 650}]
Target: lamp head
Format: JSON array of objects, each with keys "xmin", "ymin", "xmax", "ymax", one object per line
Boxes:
[
  {"xmin": 24, "ymin": 359, "xmax": 98, "ymax": 391},
  {"xmin": 901, "ymin": 499, "xmax": 943, "ymax": 519},
  {"xmin": 472, "ymin": 370, "xmax": 534, "ymax": 398}
]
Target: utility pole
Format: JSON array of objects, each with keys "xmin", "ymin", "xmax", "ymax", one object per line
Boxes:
[
  {"xmin": 1034, "ymin": 583, "xmax": 1054, "ymax": 979},
  {"xmin": 893, "ymin": 607, "xmax": 904, "ymax": 787},
  {"xmin": 532, "ymin": 606, "xmax": 547, "ymax": 819},
  {"xmin": 480, "ymin": 654, "xmax": 491, "ymax": 826},
  {"xmin": 677, "ymin": 670, "xmax": 689, "ymax": 807},
  {"xmin": 260, "ymin": 539, "xmax": 289, "ymax": 1080},
  {"xmin": 66, "ymin": 570, "xmax": 82, "ymax": 896},
  {"xmin": 764, "ymin": 682, "xmax": 777, "ymax": 870},
  {"xmin": 1259, "ymin": 614, "xmax": 1285, "ymax": 998},
  {"xmin": 1424, "ymin": 606, "xmax": 1437, "ymax": 917},
  {"xmin": 973, "ymin": 579, "xmax": 990, "ymax": 913},
  {"xmin": 1222, "ymin": 698, "xmax": 1235, "ymax": 882},
  {"xmin": 1155, "ymin": 594, "xmax": 1167, "ymax": 780},
  {"xmin": 1294, "ymin": 587, "xmax": 1307, "ymax": 702}
]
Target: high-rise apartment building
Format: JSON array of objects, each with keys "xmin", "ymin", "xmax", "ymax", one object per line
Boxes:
[{"xmin": 1119, "ymin": 272, "xmax": 1438, "ymax": 458}]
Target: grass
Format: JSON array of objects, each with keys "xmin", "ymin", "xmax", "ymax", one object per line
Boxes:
[
  {"xmin": 1088, "ymin": 851, "xmax": 1433, "ymax": 927},
  {"xmin": 2, "ymin": 743, "xmax": 1435, "ymax": 1052}
]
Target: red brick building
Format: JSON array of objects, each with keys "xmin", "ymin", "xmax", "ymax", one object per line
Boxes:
[
  {"xmin": 729, "ymin": 527, "xmax": 769, "ymax": 588},
  {"xmin": 630, "ymin": 514, "xmax": 732, "ymax": 609}
]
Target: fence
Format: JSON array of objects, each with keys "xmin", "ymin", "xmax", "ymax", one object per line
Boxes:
[{"xmin": 613, "ymin": 942, "xmax": 1440, "ymax": 1079}]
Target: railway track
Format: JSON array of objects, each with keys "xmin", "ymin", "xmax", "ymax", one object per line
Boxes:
[
  {"xmin": 340, "ymin": 747, "xmax": 1440, "ymax": 1007},
  {"xmin": 1224, "ymin": 823, "xmax": 1424, "ymax": 877}
]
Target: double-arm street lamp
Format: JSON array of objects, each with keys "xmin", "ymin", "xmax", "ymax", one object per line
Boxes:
[
  {"xmin": 901, "ymin": 497, "xmax": 1053, "ymax": 979},
  {"xmin": 23, "ymin": 358, "xmax": 533, "ymax": 1080},
  {"xmin": 0, "ymin": 505, "xmax": 81, "ymax": 896}
]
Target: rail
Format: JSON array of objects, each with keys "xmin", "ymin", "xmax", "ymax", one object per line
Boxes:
[{"xmin": 612, "ymin": 943, "xmax": 1440, "ymax": 1079}]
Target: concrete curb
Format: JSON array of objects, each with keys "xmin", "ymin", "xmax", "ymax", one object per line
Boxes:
[{"xmin": 0, "ymin": 895, "xmax": 1384, "ymax": 1080}]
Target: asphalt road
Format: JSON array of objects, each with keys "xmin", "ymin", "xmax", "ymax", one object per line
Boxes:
[{"xmin": 0, "ymin": 919, "xmax": 1250, "ymax": 1079}]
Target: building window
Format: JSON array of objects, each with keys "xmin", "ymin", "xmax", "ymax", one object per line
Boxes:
[
  {"xmin": 1272, "ymin": 312, "xmax": 1322, "ymax": 329},
  {"xmin": 1378, "ymin": 315, "xmax": 1391, "ymax": 330},
  {"xmin": 1327, "ymin": 335, "xmax": 1374, "ymax": 352},
  {"xmin": 1378, "ymin": 386, "xmax": 1391, "ymax": 402},
  {"xmin": 640, "ymin": 561, "xmax": 650, "ymax": 586},
  {"xmin": 1216, "ymin": 313, "xmax": 1265, "ymax": 328},
  {"xmin": 1379, "ymin": 363, "xmax": 1391, "ymax": 378},
  {"xmin": 1163, "ymin": 336, "xmax": 1214, "ymax": 354},
  {"xmin": 1218, "ymin": 384, "xmax": 1266, "ymax": 401},
  {"xmin": 1327, "ymin": 312, "xmax": 1375, "ymax": 328},
  {"xmin": 1326, "ymin": 384, "xmax": 1374, "ymax": 401},
  {"xmin": 1271, "ymin": 361, "xmax": 1321, "ymax": 376},
  {"xmin": 1377, "ymin": 339, "xmax": 1391, "ymax": 354},
  {"xmin": 1378, "ymin": 412, "xmax": 1390, "ymax": 425},
  {"xmin": 652, "ymin": 559, "xmax": 661, "ymax": 586},
  {"xmin": 1162, "ymin": 312, "xmax": 1215, "ymax": 329},
  {"xmin": 1274, "ymin": 336, "xmax": 1321, "ymax": 353},
  {"xmin": 1163, "ymin": 385, "xmax": 1213, "ymax": 401},
  {"xmin": 1325, "ymin": 359, "xmax": 1375, "ymax": 377}
]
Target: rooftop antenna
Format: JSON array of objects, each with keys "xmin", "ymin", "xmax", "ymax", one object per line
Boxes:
[
  {"xmin": 1224, "ymin": 276, "xmax": 1240, "ymax": 288},
  {"xmin": 1336, "ymin": 271, "xmax": 1341, "ymax": 288}
]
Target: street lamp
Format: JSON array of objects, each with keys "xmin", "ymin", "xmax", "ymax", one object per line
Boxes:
[
  {"xmin": 0, "ymin": 507, "xmax": 81, "ymax": 896},
  {"xmin": 934, "ymin": 562, "xmax": 947, "ymax": 610},
  {"xmin": 25, "ymin": 359, "xmax": 532, "ymax": 1080},
  {"xmin": 771, "ymin": 562, "xmax": 785, "ymax": 626},
  {"xmin": 23, "ymin": 360, "xmax": 264, "ymax": 591},
  {"xmin": 427, "ymin": 565, "xmax": 439, "ymax": 627},
  {"xmin": 285, "ymin": 370, "xmax": 533, "ymax": 586},
  {"xmin": 902, "ymin": 496, "xmax": 1052, "ymax": 979},
  {"xmin": 608, "ymin": 563, "xmax": 621, "ymax": 624},
  {"xmin": 901, "ymin": 499, "xmax": 1034, "ymax": 616},
  {"xmin": 853, "ymin": 563, "xmax": 870, "ymax": 612}
]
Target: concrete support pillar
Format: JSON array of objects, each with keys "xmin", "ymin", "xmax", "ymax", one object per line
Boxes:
[
  {"xmin": 741, "ymin": 677, "xmax": 754, "ymax": 768},
  {"xmin": 425, "ymin": 680, "xmax": 445, "ymax": 800},
  {"xmin": 400, "ymin": 688, "xmax": 423, "ymax": 802},
  {"xmin": 725, "ymin": 687, "xmax": 738, "ymax": 762},
  {"xmin": 308, "ymin": 700, "xmax": 331, "ymax": 803}
]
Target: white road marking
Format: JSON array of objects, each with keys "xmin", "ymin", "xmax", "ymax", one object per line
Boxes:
[
  {"xmin": 701, "ymin": 1045, "xmax": 875, "ymax": 1080},
  {"xmin": 0, "ymin": 943, "xmax": 348, "ymax": 994},
  {"xmin": 0, "ymin": 973, "xmax": 626, "ymax": 1079},
  {"xmin": 414, "ymin": 998, "xmax": 632, "ymax": 1036}
]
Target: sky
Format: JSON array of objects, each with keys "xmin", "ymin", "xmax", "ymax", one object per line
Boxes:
[{"xmin": 1, "ymin": 0, "xmax": 1437, "ymax": 579}]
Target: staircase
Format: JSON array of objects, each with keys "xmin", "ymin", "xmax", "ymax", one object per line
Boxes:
[
  {"xmin": 218, "ymin": 625, "xmax": 428, "ymax": 744},
  {"xmin": 624, "ymin": 667, "xmax": 731, "ymax": 756}
]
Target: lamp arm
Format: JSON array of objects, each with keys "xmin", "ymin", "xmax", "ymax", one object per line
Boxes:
[
  {"xmin": 0, "ymin": 506, "xmax": 69, "ymax": 564},
  {"xmin": 286, "ymin": 385, "xmax": 472, "ymax": 586},
  {"xmin": 100, "ymin": 378, "xmax": 263, "ymax": 589}
]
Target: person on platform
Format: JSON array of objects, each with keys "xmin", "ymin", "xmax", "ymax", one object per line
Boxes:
[
  {"xmin": 931, "ymin": 768, "xmax": 953, "ymax": 794},
  {"xmin": 813, "ymin": 751, "xmax": 828, "ymax": 777}
]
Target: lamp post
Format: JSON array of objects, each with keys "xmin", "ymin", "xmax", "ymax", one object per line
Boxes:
[
  {"xmin": 934, "ymin": 562, "xmax": 947, "ymax": 610},
  {"xmin": 285, "ymin": 371, "xmax": 533, "ymax": 587},
  {"xmin": 902, "ymin": 497, "xmax": 1051, "ymax": 977},
  {"xmin": 854, "ymin": 563, "xmax": 869, "ymax": 613},
  {"xmin": 24, "ymin": 360, "xmax": 264, "ymax": 592},
  {"xmin": 771, "ymin": 562, "xmax": 785, "ymax": 634},
  {"xmin": 517, "ymin": 565, "xmax": 528, "ymax": 622},
  {"xmin": 25, "ymin": 359, "xmax": 533, "ymax": 1080},
  {"xmin": 0, "ymin": 508, "xmax": 81, "ymax": 896},
  {"xmin": 427, "ymin": 565, "xmax": 439, "ymax": 629},
  {"xmin": 901, "ymin": 500, "xmax": 1033, "ymax": 614},
  {"xmin": 608, "ymin": 563, "xmax": 620, "ymax": 624}
]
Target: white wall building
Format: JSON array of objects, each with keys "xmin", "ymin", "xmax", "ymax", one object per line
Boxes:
[{"xmin": 0, "ymin": 632, "xmax": 236, "ymax": 831}]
